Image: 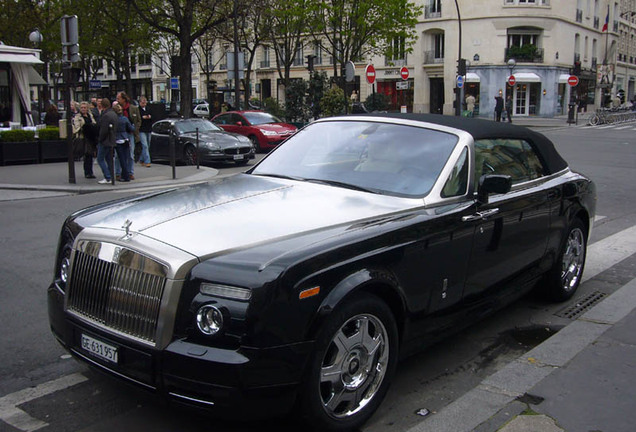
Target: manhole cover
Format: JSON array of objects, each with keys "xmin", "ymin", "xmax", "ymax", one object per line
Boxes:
[{"xmin": 555, "ymin": 291, "xmax": 607, "ymax": 320}]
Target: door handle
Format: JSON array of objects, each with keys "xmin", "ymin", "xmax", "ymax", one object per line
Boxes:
[{"xmin": 462, "ymin": 208, "xmax": 500, "ymax": 222}]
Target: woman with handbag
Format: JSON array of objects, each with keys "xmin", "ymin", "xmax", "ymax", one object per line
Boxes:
[{"xmin": 72, "ymin": 101, "xmax": 98, "ymax": 179}]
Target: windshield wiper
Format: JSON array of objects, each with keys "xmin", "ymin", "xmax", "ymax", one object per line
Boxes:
[
  {"xmin": 304, "ymin": 178, "xmax": 377, "ymax": 194},
  {"xmin": 252, "ymin": 173, "xmax": 305, "ymax": 181}
]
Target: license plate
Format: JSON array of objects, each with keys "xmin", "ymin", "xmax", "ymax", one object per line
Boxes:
[
  {"xmin": 81, "ymin": 334, "xmax": 118, "ymax": 364},
  {"xmin": 233, "ymin": 154, "xmax": 244, "ymax": 160}
]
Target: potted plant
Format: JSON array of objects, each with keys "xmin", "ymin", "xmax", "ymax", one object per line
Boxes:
[
  {"xmin": 0, "ymin": 129, "xmax": 38, "ymax": 165},
  {"xmin": 38, "ymin": 127, "xmax": 67, "ymax": 162}
]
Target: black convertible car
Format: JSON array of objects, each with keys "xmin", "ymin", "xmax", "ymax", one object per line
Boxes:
[
  {"xmin": 149, "ymin": 118, "xmax": 255, "ymax": 165},
  {"xmin": 48, "ymin": 114, "xmax": 595, "ymax": 431}
]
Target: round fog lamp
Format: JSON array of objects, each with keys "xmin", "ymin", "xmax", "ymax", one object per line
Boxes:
[
  {"xmin": 196, "ymin": 305, "xmax": 224, "ymax": 335},
  {"xmin": 60, "ymin": 257, "xmax": 70, "ymax": 283}
]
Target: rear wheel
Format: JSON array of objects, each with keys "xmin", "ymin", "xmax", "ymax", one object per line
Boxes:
[
  {"xmin": 298, "ymin": 294, "xmax": 398, "ymax": 431},
  {"xmin": 249, "ymin": 135, "xmax": 261, "ymax": 153},
  {"xmin": 544, "ymin": 218, "xmax": 587, "ymax": 302}
]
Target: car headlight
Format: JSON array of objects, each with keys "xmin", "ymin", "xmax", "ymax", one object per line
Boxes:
[
  {"xmin": 196, "ymin": 304, "xmax": 225, "ymax": 335},
  {"xmin": 204, "ymin": 142, "xmax": 221, "ymax": 150},
  {"xmin": 55, "ymin": 227, "xmax": 75, "ymax": 292},
  {"xmin": 261, "ymin": 130, "xmax": 278, "ymax": 136}
]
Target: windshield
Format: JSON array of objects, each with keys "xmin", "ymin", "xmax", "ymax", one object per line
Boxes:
[
  {"xmin": 175, "ymin": 119, "xmax": 221, "ymax": 134},
  {"xmin": 251, "ymin": 120, "xmax": 458, "ymax": 198},
  {"xmin": 243, "ymin": 112, "xmax": 282, "ymax": 125}
]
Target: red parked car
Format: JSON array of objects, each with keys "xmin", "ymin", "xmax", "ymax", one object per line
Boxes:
[{"xmin": 211, "ymin": 110, "xmax": 297, "ymax": 152}]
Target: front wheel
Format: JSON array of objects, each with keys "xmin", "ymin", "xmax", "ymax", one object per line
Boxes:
[
  {"xmin": 298, "ymin": 294, "xmax": 398, "ymax": 431},
  {"xmin": 183, "ymin": 145, "xmax": 197, "ymax": 165},
  {"xmin": 543, "ymin": 219, "xmax": 587, "ymax": 302}
]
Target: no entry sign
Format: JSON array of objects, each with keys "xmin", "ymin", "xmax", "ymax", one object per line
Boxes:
[
  {"xmin": 400, "ymin": 66, "xmax": 409, "ymax": 80},
  {"xmin": 507, "ymin": 75, "xmax": 516, "ymax": 86},
  {"xmin": 365, "ymin": 64, "xmax": 376, "ymax": 84},
  {"xmin": 568, "ymin": 75, "xmax": 580, "ymax": 87}
]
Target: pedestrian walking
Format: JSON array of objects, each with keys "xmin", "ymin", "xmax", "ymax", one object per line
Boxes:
[
  {"xmin": 138, "ymin": 96, "xmax": 152, "ymax": 167},
  {"xmin": 72, "ymin": 101, "xmax": 98, "ymax": 179},
  {"xmin": 113, "ymin": 104, "xmax": 133, "ymax": 182},
  {"xmin": 115, "ymin": 92, "xmax": 141, "ymax": 179},
  {"xmin": 494, "ymin": 94, "xmax": 504, "ymax": 122},
  {"xmin": 505, "ymin": 95, "xmax": 513, "ymax": 123},
  {"xmin": 466, "ymin": 94, "xmax": 476, "ymax": 117},
  {"xmin": 43, "ymin": 104, "xmax": 61, "ymax": 126},
  {"xmin": 96, "ymin": 98, "xmax": 117, "ymax": 184}
]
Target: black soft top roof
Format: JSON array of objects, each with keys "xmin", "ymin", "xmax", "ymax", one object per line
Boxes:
[{"xmin": 358, "ymin": 113, "xmax": 569, "ymax": 175}]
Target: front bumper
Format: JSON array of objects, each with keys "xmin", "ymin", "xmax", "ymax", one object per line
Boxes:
[
  {"xmin": 199, "ymin": 149, "xmax": 255, "ymax": 164},
  {"xmin": 48, "ymin": 282, "xmax": 311, "ymax": 418}
]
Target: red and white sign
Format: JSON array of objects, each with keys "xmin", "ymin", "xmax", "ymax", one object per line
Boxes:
[
  {"xmin": 400, "ymin": 66, "xmax": 409, "ymax": 80},
  {"xmin": 365, "ymin": 64, "xmax": 376, "ymax": 84},
  {"xmin": 568, "ymin": 75, "xmax": 580, "ymax": 87},
  {"xmin": 507, "ymin": 75, "xmax": 516, "ymax": 86}
]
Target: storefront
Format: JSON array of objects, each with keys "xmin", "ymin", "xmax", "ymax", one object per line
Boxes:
[
  {"xmin": 376, "ymin": 68, "xmax": 414, "ymax": 112},
  {"xmin": 0, "ymin": 44, "xmax": 46, "ymax": 126}
]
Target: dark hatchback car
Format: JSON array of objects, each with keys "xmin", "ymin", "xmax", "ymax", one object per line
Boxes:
[
  {"xmin": 211, "ymin": 110, "xmax": 297, "ymax": 152},
  {"xmin": 48, "ymin": 114, "xmax": 595, "ymax": 431},
  {"xmin": 150, "ymin": 118, "xmax": 254, "ymax": 166}
]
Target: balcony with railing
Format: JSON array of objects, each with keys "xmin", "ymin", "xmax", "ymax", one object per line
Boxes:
[
  {"xmin": 423, "ymin": 50, "xmax": 444, "ymax": 64},
  {"xmin": 260, "ymin": 60, "xmax": 270, "ymax": 68},
  {"xmin": 591, "ymin": 57, "xmax": 598, "ymax": 69},
  {"xmin": 505, "ymin": 46, "xmax": 544, "ymax": 63},
  {"xmin": 425, "ymin": 5, "xmax": 441, "ymax": 19},
  {"xmin": 594, "ymin": 16, "xmax": 600, "ymax": 29}
]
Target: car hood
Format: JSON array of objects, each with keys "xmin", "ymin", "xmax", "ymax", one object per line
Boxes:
[
  {"xmin": 255, "ymin": 123, "xmax": 296, "ymax": 133},
  {"xmin": 76, "ymin": 174, "xmax": 415, "ymax": 259},
  {"xmin": 182, "ymin": 131, "xmax": 251, "ymax": 148}
]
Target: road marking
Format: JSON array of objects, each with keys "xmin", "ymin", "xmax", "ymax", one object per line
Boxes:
[
  {"xmin": 583, "ymin": 224, "xmax": 636, "ymax": 282},
  {"xmin": 0, "ymin": 373, "xmax": 87, "ymax": 431}
]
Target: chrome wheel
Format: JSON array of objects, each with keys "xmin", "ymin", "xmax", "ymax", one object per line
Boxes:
[
  {"xmin": 561, "ymin": 227, "xmax": 585, "ymax": 292},
  {"xmin": 183, "ymin": 145, "xmax": 197, "ymax": 165},
  {"xmin": 319, "ymin": 313, "xmax": 389, "ymax": 419}
]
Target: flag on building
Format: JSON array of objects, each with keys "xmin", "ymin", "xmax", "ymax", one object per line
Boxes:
[{"xmin": 602, "ymin": 5, "xmax": 609, "ymax": 32}]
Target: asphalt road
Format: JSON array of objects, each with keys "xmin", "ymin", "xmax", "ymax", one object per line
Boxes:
[{"xmin": 0, "ymin": 123, "xmax": 634, "ymax": 432}]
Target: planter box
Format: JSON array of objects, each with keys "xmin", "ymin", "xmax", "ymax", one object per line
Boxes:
[
  {"xmin": 0, "ymin": 141, "xmax": 39, "ymax": 165},
  {"xmin": 39, "ymin": 140, "xmax": 69, "ymax": 163}
]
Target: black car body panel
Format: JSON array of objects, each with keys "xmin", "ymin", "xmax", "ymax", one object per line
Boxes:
[{"xmin": 48, "ymin": 114, "xmax": 596, "ymax": 423}]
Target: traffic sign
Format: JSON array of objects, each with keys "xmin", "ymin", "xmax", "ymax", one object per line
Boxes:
[
  {"xmin": 507, "ymin": 75, "xmax": 516, "ymax": 86},
  {"xmin": 88, "ymin": 79, "xmax": 102, "ymax": 89},
  {"xmin": 400, "ymin": 66, "xmax": 409, "ymax": 80},
  {"xmin": 456, "ymin": 75, "xmax": 464, "ymax": 88},
  {"xmin": 170, "ymin": 77, "xmax": 179, "ymax": 90},
  {"xmin": 365, "ymin": 64, "xmax": 376, "ymax": 84},
  {"xmin": 567, "ymin": 75, "xmax": 580, "ymax": 87}
]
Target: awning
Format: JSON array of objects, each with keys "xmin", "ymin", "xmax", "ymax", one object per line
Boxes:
[
  {"xmin": 508, "ymin": 72, "xmax": 541, "ymax": 83},
  {"xmin": 558, "ymin": 74, "xmax": 571, "ymax": 83},
  {"xmin": 466, "ymin": 72, "xmax": 480, "ymax": 83},
  {"xmin": 0, "ymin": 52, "xmax": 43, "ymax": 64},
  {"xmin": 27, "ymin": 65, "xmax": 47, "ymax": 85}
]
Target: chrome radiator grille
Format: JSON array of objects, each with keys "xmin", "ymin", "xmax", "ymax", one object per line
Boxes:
[{"xmin": 66, "ymin": 242, "xmax": 168, "ymax": 344}]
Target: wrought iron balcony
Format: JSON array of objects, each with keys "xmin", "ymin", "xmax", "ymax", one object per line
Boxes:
[
  {"xmin": 505, "ymin": 46, "xmax": 544, "ymax": 63},
  {"xmin": 423, "ymin": 50, "xmax": 444, "ymax": 64}
]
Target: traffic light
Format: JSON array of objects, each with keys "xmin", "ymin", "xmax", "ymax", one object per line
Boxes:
[
  {"xmin": 573, "ymin": 61, "xmax": 581, "ymax": 76},
  {"xmin": 457, "ymin": 58, "xmax": 467, "ymax": 76},
  {"xmin": 307, "ymin": 55, "xmax": 316, "ymax": 71}
]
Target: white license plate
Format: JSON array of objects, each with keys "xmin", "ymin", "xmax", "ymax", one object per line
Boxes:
[
  {"xmin": 81, "ymin": 334, "xmax": 118, "ymax": 364},
  {"xmin": 233, "ymin": 154, "xmax": 244, "ymax": 160}
]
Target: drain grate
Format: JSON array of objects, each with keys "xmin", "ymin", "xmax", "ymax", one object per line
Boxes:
[{"xmin": 555, "ymin": 291, "xmax": 608, "ymax": 320}]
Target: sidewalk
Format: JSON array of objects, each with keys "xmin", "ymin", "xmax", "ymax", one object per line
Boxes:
[
  {"xmin": 407, "ymin": 276, "xmax": 636, "ymax": 432},
  {"xmin": 0, "ymin": 160, "xmax": 219, "ymax": 194}
]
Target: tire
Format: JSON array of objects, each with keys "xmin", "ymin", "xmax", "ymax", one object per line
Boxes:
[
  {"xmin": 183, "ymin": 145, "xmax": 197, "ymax": 165},
  {"xmin": 298, "ymin": 294, "xmax": 398, "ymax": 431},
  {"xmin": 589, "ymin": 114, "xmax": 600, "ymax": 126},
  {"xmin": 248, "ymin": 135, "xmax": 261, "ymax": 153},
  {"xmin": 543, "ymin": 218, "xmax": 587, "ymax": 302}
]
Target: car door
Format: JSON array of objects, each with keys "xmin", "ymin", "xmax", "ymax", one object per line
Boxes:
[
  {"xmin": 462, "ymin": 138, "xmax": 551, "ymax": 304},
  {"xmin": 150, "ymin": 121, "xmax": 171, "ymax": 159}
]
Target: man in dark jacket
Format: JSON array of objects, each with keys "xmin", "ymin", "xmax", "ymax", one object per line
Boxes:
[{"xmin": 96, "ymin": 98, "xmax": 117, "ymax": 184}]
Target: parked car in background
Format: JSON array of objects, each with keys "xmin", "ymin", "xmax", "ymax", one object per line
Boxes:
[
  {"xmin": 212, "ymin": 110, "xmax": 297, "ymax": 152},
  {"xmin": 149, "ymin": 117, "xmax": 254, "ymax": 165},
  {"xmin": 193, "ymin": 103, "xmax": 211, "ymax": 118},
  {"xmin": 48, "ymin": 114, "xmax": 595, "ymax": 431}
]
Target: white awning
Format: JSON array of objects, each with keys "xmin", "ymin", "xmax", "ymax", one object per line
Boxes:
[
  {"xmin": 0, "ymin": 52, "xmax": 43, "ymax": 64},
  {"xmin": 27, "ymin": 65, "xmax": 47, "ymax": 85},
  {"xmin": 558, "ymin": 74, "xmax": 571, "ymax": 83},
  {"xmin": 508, "ymin": 72, "xmax": 541, "ymax": 82},
  {"xmin": 466, "ymin": 72, "xmax": 480, "ymax": 82}
]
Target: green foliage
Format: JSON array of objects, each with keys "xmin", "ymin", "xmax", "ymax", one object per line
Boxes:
[
  {"xmin": 38, "ymin": 127, "xmax": 61, "ymax": 140},
  {"xmin": 262, "ymin": 97, "xmax": 285, "ymax": 119},
  {"xmin": 285, "ymin": 80, "xmax": 310, "ymax": 122},
  {"xmin": 507, "ymin": 44, "xmax": 537, "ymax": 60},
  {"xmin": 320, "ymin": 87, "xmax": 346, "ymax": 117},
  {"xmin": 307, "ymin": 71, "xmax": 329, "ymax": 119},
  {"xmin": 364, "ymin": 92, "xmax": 390, "ymax": 112},
  {"xmin": 0, "ymin": 129, "xmax": 36, "ymax": 142}
]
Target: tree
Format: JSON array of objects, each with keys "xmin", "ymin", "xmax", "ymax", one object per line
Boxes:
[
  {"xmin": 307, "ymin": 70, "xmax": 329, "ymax": 118},
  {"xmin": 130, "ymin": 0, "xmax": 234, "ymax": 117},
  {"xmin": 285, "ymin": 79, "xmax": 309, "ymax": 122},
  {"xmin": 310, "ymin": 0, "xmax": 421, "ymax": 78},
  {"xmin": 321, "ymin": 86, "xmax": 346, "ymax": 116}
]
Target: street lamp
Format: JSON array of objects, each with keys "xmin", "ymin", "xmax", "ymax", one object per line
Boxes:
[
  {"xmin": 29, "ymin": 29, "xmax": 43, "ymax": 45},
  {"xmin": 29, "ymin": 29, "xmax": 44, "ymax": 125},
  {"xmin": 507, "ymin": 58, "xmax": 516, "ymax": 76}
]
